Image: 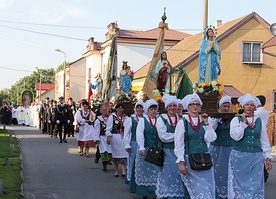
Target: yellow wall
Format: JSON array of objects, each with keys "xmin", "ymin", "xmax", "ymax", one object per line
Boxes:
[{"xmin": 185, "ymin": 18, "xmax": 276, "ymax": 112}]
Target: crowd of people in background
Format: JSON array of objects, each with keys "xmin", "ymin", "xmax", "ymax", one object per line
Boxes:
[{"xmin": 0, "ymin": 92, "xmax": 273, "ymax": 199}]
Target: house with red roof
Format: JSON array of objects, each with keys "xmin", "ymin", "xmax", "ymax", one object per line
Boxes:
[
  {"xmin": 35, "ymin": 83, "xmax": 55, "ymax": 101},
  {"xmin": 76, "ymin": 21, "xmax": 190, "ymax": 100},
  {"xmin": 136, "ymin": 12, "xmax": 276, "ymax": 111}
]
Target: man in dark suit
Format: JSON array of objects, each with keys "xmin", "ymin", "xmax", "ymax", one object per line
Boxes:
[
  {"xmin": 55, "ymin": 96, "xmax": 70, "ymax": 143},
  {"xmin": 47, "ymin": 100, "xmax": 57, "ymax": 137},
  {"xmin": 67, "ymin": 97, "xmax": 76, "ymax": 137},
  {"xmin": 40, "ymin": 97, "xmax": 50, "ymax": 134}
]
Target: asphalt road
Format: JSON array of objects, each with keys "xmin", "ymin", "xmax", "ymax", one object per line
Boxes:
[{"xmin": 6, "ymin": 125, "xmax": 276, "ymax": 199}]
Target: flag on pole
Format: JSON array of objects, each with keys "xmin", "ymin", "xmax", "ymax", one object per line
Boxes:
[
  {"xmin": 103, "ymin": 34, "xmax": 117, "ymax": 100},
  {"xmin": 175, "ymin": 67, "xmax": 193, "ymax": 99},
  {"xmin": 87, "ymin": 86, "xmax": 93, "ymax": 106},
  {"xmin": 142, "ymin": 14, "xmax": 168, "ymax": 99}
]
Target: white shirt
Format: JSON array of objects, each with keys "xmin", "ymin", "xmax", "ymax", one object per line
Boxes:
[
  {"xmin": 174, "ymin": 115, "xmax": 217, "ymax": 163},
  {"xmin": 156, "ymin": 114, "xmax": 179, "ymax": 143},
  {"xmin": 136, "ymin": 116, "xmax": 158, "ymax": 151},
  {"xmin": 123, "ymin": 114, "xmax": 142, "ymax": 149},
  {"xmin": 230, "ymin": 116, "xmax": 272, "ymax": 159},
  {"xmin": 254, "ymin": 107, "xmax": 269, "ymax": 127}
]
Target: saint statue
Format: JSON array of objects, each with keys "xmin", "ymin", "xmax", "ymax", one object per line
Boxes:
[
  {"xmin": 153, "ymin": 51, "xmax": 172, "ymax": 91},
  {"xmin": 198, "ymin": 27, "xmax": 221, "ymax": 83},
  {"xmin": 121, "ymin": 66, "xmax": 134, "ymax": 94},
  {"xmin": 90, "ymin": 73, "xmax": 103, "ymax": 95}
]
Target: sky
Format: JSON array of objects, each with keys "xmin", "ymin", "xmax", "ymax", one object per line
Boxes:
[{"xmin": 0, "ymin": 0, "xmax": 276, "ymax": 90}]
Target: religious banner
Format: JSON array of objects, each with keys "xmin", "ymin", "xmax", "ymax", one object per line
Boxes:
[
  {"xmin": 103, "ymin": 34, "xmax": 117, "ymax": 100},
  {"xmin": 142, "ymin": 13, "xmax": 168, "ymax": 99},
  {"xmin": 21, "ymin": 90, "xmax": 33, "ymax": 106}
]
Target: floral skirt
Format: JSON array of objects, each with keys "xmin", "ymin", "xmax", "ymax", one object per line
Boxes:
[
  {"xmin": 100, "ymin": 152, "xmax": 111, "ymax": 162},
  {"xmin": 113, "ymin": 158, "xmax": 127, "ymax": 166}
]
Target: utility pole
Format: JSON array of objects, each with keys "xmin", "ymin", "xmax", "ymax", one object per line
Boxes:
[{"xmin": 203, "ymin": 0, "xmax": 208, "ymax": 30}]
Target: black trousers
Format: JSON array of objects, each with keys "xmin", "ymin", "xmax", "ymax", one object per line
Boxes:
[
  {"xmin": 57, "ymin": 123, "xmax": 68, "ymax": 140},
  {"xmin": 48, "ymin": 122, "xmax": 57, "ymax": 136},
  {"xmin": 68, "ymin": 122, "xmax": 74, "ymax": 136}
]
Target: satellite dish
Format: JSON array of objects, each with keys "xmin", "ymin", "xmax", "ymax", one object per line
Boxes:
[{"xmin": 270, "ymin": 23, "xmax": 276, "ymax": 36}]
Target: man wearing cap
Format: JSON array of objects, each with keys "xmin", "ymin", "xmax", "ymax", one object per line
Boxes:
[
  {"xmin": 47, "ymin": 100, "xmax": 57, "ymax": 137},
  {"xmin": 67, "ymin": 97, "xmax": 76, "ymax": 137},
  {"xmin": 55, "ymin": 96, "xmax": 70, "ymax": 143},
  {"xmin": 40, "ymin": 97, "xmax": 50, "ymax": 134}
]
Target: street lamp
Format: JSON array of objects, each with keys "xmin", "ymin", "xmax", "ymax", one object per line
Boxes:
[
  {"xmin": 35, "ymin": 67, "xmax": 43, "ymax": 101},
  {"xmin": 55, "ymin": 48, "xmax": 66, "ymax": 98}
]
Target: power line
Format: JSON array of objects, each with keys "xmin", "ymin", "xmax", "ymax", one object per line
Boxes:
[
  {"xmin": 0, "ymin": 19, "xmax": 270, "ymax": 32},
  {"xmin": 0, "ymin": 24, "xmax": 87, "ymax": 41},
  {"xmin": 0, "ymin": 19, "xmax": 106, "ymax": 29},
  {"xmin": 0, "ymin": 66, "xmax": 33, "ymax": 73}
]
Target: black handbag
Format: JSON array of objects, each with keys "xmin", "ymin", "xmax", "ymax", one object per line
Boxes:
[
  {"xmin": 144, "ymin": 139, "xmax": 164, "ymax": 166},
  {"xmin": 188, "ymin": 153, "xmax": 212, "ymax": 170},
  {"xmin": 184, "ymin": 119, "xmax": 212, "ymax": 170}
]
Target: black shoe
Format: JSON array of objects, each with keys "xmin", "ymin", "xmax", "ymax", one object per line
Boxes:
[
  {"xmin": 102, "ymin": 168, "xmax": 108, "ymax": 172},
  {"xmin": 63, "ymin": 139, "xmax": 67, "ymax": 143},
  {"xmin": 121, "ymin": 174, "xmax": 126, "ymax": 178},
  {"xmin": 114, "ymin": 174, "xmax": 119, "ymax": 177},
  {"xmin": 95, "ymin": 158, "xmax": 99, "ymax": 163},
  {"xmin": 142, "ymin": 196, "xmax": 148, "ymax": 199},
  {"xmin": 59, "ymin": 140, "xmax": 62, "ymax": 143},
  {"xmin": 72, "ymin": 135, "xmax": 74, "ymax": 137}
]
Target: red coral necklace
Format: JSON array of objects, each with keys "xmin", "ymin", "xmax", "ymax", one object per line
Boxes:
[
  {"xmin": 167, "ymin": 114, "xmax": 177, "ymax": 128},
  {"xmin": 148, "ymin": 116, "xmax": 157, "ymax": 128},
  {"xmin": 246, "ymin": 116, "xmax": 256, "ymax": 129},
  {"xmin": 188, "ymin": 114, "xmax": 200, "ymax": 132}
]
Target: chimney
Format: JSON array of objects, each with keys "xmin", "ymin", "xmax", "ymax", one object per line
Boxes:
[
  {"xmin": 105, "ymin": 22, "xmax": 119, "ymax": 41},
  {"xmin": 215, "ymin": 20, "xmax": 222, "ymax": 28},
  {"xmin": 86, "ymin": 37, "xmax": 95, "ymax": 51}
]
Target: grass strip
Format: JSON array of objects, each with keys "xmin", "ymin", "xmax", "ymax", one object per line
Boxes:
[{"xmin": 0, "ymin": 129, "xmax": 23, "ymax": 199}]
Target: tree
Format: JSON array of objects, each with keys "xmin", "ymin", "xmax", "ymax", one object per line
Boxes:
[
  {"xmin": 0, "ymin": 89, "xmax": 10, "ymax": 104},
  {"xmin": 1, "ymin": 68, "xmax": 55, "ymax": 105},
  {"xmin": 56, "ymin": 62, "xmax": 70, "ymax": 72}
]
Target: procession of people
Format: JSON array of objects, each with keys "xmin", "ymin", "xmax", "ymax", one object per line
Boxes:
[{"xmin": 1, "ymin": 26, "xmax": 274, "ymax": 198}]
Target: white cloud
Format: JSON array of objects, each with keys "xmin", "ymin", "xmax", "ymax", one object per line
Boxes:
[{"xmin": 0, "ymin": 0, "xmax": 13, "ymax": 8}]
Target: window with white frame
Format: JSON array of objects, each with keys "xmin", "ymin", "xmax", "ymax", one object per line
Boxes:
[
  {"xmin": 274, "ymin": 91, "xmax": 276, "ymax": 111},
  {"xmin": 242, "ymin": 42, "xmax": 262, "ymax": 63}
]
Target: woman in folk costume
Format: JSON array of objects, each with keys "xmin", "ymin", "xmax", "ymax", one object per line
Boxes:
[
  {"xmin": 174, "ymin": 93, "xmax": 217, "ymax": 199},
  {"xmin": 136, "ymin": 99, "xmax": 159, "ymax": 199},
  {"xmin": 106, "ymin": 103, "xmax": 128, "ymax": 177},
  {"xmin": 94, "ymin": 105, "xmax": 112, "ymax": 172},
  {"xmin": 76, "ymin": 101, "xmax": 95, "ymax": 157},
  {"xmin": 209, "ymin": 95, "xmax": 234, "ymax": 199},
  {"xmin": 123, "ymin": 100, "xmax": 144, "ymax": 192},
  {"xmin": 176, "ymin": 99, "xmax": 184, "ymax": 118},
  {"xmin": 156, "ymin": 94, "xmax": 186, "ymax": 199},
  {"xmin": 228, "ymin": 93, "xmax": 273, "ymax": 199}
]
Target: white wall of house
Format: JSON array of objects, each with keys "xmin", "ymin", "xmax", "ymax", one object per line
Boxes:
[
  {"xmin": 70, "ymin": 58, "xmax": 86, "ymax": 101},
  {"xmin": 55, "ymin": 71, "xmax": 64, "ymax": 99},
  {"xmin": 86, "ymin": 53, "xmax": 103, "ymax": 98},
  {"xmin": 117, "ymin": 43, "xmax": 170, "ymax": 73}
]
